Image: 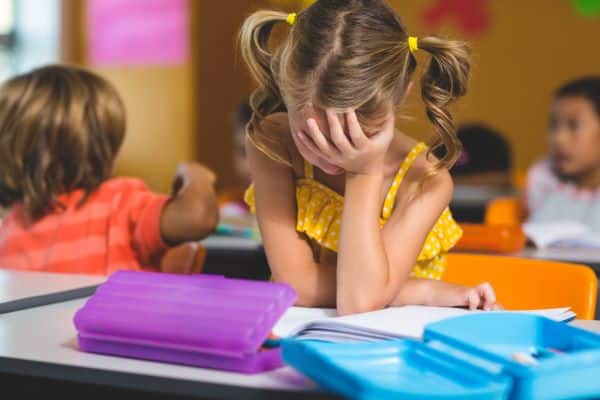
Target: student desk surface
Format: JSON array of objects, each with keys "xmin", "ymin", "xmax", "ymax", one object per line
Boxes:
[
  {"xmin": 0, "ymin": 299, "xmax": 599, "ymax": 400},
  {"xmin": 0, "ymin": 298, "xmax": 328, "ymax": 399},
  {"xmin": 0, "ymin": 270, "xmax": 104, "ymax": 314}
]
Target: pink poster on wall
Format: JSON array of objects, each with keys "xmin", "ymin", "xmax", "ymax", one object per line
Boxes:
[{"xmin": 87, "ymin": 0, "xmax": 189, "ymax": 66}]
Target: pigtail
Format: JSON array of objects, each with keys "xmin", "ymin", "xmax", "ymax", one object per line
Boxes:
[
  {"xmin": 418, "ymin": 35, "xmax": 470, "ymax": 170},
  {"xmin": 239, "ymin": 10, "xmax": 289, "ymax": 132}
]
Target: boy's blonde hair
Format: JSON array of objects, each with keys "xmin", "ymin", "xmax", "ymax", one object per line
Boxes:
[
  {"xmin": 239, "ymin": 0, "xmax": 469, "ymax": 169},
  {"xmin": 0, "ymin": 65, "xmax": 125, "ymax": 220}
]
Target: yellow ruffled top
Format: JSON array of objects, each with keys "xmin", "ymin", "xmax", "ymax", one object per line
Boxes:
[{"xmin": 245, "ymin": 142, "xmax": 462, "ymax": 280}]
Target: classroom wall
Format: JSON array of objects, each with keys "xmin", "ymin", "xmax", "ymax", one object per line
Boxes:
[
  {"xmin": 101, "ymin": 66, "xmax": 197, "ymax": 192},
  {"xmin": 62, "ymin": 0, "xmax": 600, "ymax": 190},
  {"xmin": 62, "ymin": 0, "xmax": 198, "ymax": 193},
  {"xmin": 195, "ymin": 1, "xmax": 266, "ymax": 191}
]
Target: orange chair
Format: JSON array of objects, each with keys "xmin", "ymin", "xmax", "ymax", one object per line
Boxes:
[
  {"xmin": 161, "ymin": 242, "xmax": 207, "ymax": 274},
  {"xmin": 444, "ymin": 253, "xmax": 598, "ymax": 320},
  {"xmin": 455, "ymin": 223, "xmax": 526, "ymax": 253},
  {"xmin": 484, "ymin": 197, "xmax": 525, "ymax": 226},
  {"xmin": 456, "ymin": 197, "xmax": 527, "ymax": 253}
]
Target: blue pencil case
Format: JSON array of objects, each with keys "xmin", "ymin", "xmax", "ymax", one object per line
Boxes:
[{"xmin": 282, "ymin": 313, "xmax": 600, "ymax": 400}]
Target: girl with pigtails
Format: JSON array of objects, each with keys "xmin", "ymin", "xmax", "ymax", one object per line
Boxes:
[{"xmin": 239, "ymin": 0, "xmax": 499, "ymax": 314}]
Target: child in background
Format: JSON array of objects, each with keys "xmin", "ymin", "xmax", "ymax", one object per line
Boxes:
[
  {"xmin": 233, "ymin": 99, "xmax": 254, "ymax": 189},
  {"xmin": 0, "ymin": 65, "xmax": 219, "ymax": 275},
  {"xmin": 240, "ymin": 0, "xmax": 499, "ymax": 314},
  {"xmin": 219, "ymin": 99, "xmax": 253, "ymax": 217},
  {"xmin": 450, "ymin": 124, "xmax": 513, "ymax": 191},
  {"xmin": 527, "ymin": 77, "xmax": 600, "ymax": 231}
]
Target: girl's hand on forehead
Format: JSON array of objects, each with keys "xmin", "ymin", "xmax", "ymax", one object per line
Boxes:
[{"xmin": 298, "ymin": 109, "xmax": 394, "ymax": 176}]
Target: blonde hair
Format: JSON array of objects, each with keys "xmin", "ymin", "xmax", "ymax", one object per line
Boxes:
[
  {"xmin": 0, "ymin": 65, "xmax": 125, "ymax": 221},
  {"xmin": 239, "ymin": 0, "xmax": 470, "ymax": 170}
]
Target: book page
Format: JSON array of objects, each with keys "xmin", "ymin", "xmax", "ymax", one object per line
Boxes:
[
  {"xmin": 273, "ymin": 305, "xmax": 574, "ymax": 339},
  {"xmin": 273, "ymin": 307, "xmax": 337, "ymax": 337},
  {"xmin": 523, "ymin": 221, "xmax": 590, "ymax": 248}
]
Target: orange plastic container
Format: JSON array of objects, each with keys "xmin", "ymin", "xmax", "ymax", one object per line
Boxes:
[
  {"xmin": 455, "ymin": 223, "xmax": 526, "ymax": 253},
  {"xmin": 484, "ymin": 197, "xmax": 525, "ymax": 226}
]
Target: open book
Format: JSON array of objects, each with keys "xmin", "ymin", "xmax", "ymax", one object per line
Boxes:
[
  {"xmin": 523, "ymin": 221, "xmax": 600, "ymax": 249},
  {"xmin": 273, "ymin": 305, "xmax": 576, "ymax": 342}
]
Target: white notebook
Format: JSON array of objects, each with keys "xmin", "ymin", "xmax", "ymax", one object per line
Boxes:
[
  {"xmin": 523, "ymin": 221, "xmax": 600, "ymax": 249},
  {"xmin": 273, "ymin": 305, "xmax": 576, "ymax": 342}
]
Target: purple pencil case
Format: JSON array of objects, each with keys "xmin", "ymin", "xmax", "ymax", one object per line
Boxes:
[{"xmin": 73, "ymin": 270, "xmax": 297, "ymax": 373}]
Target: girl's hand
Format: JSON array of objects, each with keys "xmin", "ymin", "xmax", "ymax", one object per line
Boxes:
[
  {"xmin": 297, "ymin": 109, "xmax": 394, "ymax": 176},
  {"xmin": 432, "ymin": 282, "xmax": 502, "ymax": 311}
]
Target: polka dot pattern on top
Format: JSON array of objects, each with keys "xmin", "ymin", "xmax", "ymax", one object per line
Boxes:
[{"xmin": 245, "ymin": 142, "xmax": 463, "ymax": 280}]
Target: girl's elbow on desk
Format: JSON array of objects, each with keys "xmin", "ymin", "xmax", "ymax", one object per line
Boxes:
[
  {"xmin": 271, "ymin": 274, "xmax": 336, "ymax": 309},
  {"xmin": 336, "ymin": 284, "xmax": 393, "ymax": 316},
  {"xmin": 337, "ymin": 276, "xmax": 433, "ymax": 315}
]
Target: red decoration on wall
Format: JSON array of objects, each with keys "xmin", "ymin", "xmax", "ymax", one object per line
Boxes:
[{"xmin": 422, "ymin": 0, "xmax": 490, "ymax": 37}]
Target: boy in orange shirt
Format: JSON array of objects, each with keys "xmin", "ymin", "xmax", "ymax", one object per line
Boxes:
[{"xmin": 0, "ymin": 65, "xmax": 218, "ymax": 275}]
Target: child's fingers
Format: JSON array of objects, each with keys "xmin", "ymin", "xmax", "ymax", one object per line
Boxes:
[
  {"xmin": 477, "ymin": 282, "xmax": 496, "ymax": 311},
  {"xmin": 345, "ymin": 110, "xmax": 368, "ymax": 148},
  {"xmin": 466, "ymin": 290, "xmax": 481, "ymax": 311},
  {"xmin": 297, "ymin": 131, "xmax": 325, "ymax": 161},
  {"xmin": 369, "ymin": 128, "xmax": 394, "ymax": 148},
  {"xmin": 306, "ymin": 118, "xmax": 337, "ymax": 156},
  {"xmin": 326, "ymin": 110, "xmax": 354, "ymax": 154}
]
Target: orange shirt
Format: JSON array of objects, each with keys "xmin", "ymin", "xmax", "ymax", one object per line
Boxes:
[{"xmin": 0, "ymin": 178, "xmax": 169, "ymax": 275}]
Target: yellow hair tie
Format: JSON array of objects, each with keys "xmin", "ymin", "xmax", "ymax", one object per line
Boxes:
[
  {"xmin": 408, "ymin": 36, "xmax": 419, "ymax": 54},
  {"xmin": 286, "ymin": 12, "xmax": 297, "ymax": 26}
]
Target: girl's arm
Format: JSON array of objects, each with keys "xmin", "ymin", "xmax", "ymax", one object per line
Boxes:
[
  {"xmin": 338, "ymin": 161, "xmax": 455, "ymax": 313},
  {"xmin": 246, "ymin": 136, "xmax": 337, "ymax": 307},
  {"xmin": 301, "ymin": 110, "xmax": 496, "ymax": 314}
]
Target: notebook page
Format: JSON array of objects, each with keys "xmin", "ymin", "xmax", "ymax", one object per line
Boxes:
[
  {"xmin": 553, "ymin": 235, "xmax": 600, "ymax": 249},
  {"xmin": 333, "ymin": 306, "xmax": 472, "ymax": 338},
  {"xmin": 273, "ymin": 306, "xmax": 575, "ymax": 339},
  {"xmin": 334, "ymin": 306, "xmax": 575, "ymax": 337},
  {"xmin": 523, "ymin": 221, "xmax": 590, "ymax": 248},
  {"xmin": 273, "ymin": 306, "xmax": 337, "ymax": 337}
]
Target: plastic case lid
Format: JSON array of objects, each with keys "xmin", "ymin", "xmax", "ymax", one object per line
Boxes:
[
  {"xmin": 425, "ymin": 313, "xmax": 600, "ymax": 375},
  {"xmin": 282, "ymin": 338, "xmax": 512, "ymax": 400},
  {"xmin": 283, "ymin": 313, "xmax": 600, "ymax": 400},
  {"xmin": 74, "ymin": 271, "xmax": 297, "ymax": 357}
]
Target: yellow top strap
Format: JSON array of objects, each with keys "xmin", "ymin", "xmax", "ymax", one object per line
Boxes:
[
  {"xmin": 303, "ymin": 160, "xmax": 314, "ymax": 179},
  {"xmin": 381, "ymin": 142, "xmax": 428, "ymax": 219}
]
